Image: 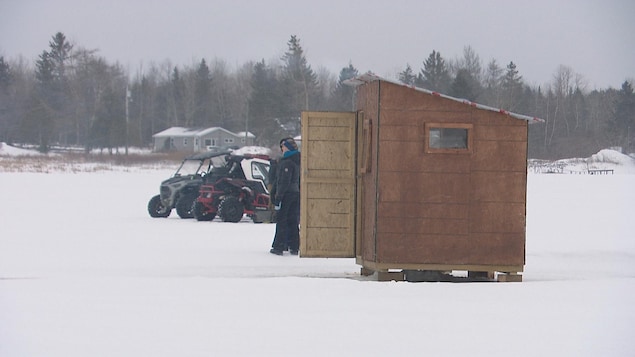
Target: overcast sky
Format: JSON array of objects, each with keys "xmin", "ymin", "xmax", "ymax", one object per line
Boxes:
[{"xmin": 1, "ymin": 0, "xmax": 633, "ymax": 89}]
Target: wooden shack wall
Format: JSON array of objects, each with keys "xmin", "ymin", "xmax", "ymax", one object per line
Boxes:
[
  {"xmin": 358, "ymin": 81, "xmax": 527, "ymax": 268},
  {"xmin": 355, "ymin": 81, "xmax": 380, "ymax": 263}
]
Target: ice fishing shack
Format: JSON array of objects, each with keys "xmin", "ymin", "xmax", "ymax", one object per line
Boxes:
[{"xmin": 299, "ymin": 74, "xmax": 543, "ymax": 282}]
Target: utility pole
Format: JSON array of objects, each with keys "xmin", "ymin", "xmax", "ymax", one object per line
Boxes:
[{"xmin": 125, "ymin": 85, "xmax": 131, "ymax": 155}]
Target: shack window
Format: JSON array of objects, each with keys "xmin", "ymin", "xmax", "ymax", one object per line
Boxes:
[{"xmin": 425, "ymin": 123, "xmax": 473, "ymax": 154}]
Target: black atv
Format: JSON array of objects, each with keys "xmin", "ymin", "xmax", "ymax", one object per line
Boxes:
[{"xmin": 147, "ymin": 150, "xmax": 231, "ymax": 218}]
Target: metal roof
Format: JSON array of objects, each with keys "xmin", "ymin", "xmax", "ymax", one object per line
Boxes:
[{"xmin": 345, "ymin": 73, "xmax": 544, "ymax": 123}]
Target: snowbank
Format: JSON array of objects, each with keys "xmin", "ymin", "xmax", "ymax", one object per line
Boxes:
[
  {"xmin": 0, "ymin": 142, "xmax": 43, "ymax": 156},
  {"xmin": 589, "ymin": 149, "xmax": 635, "ymax": 166},
  {"xmin": 528, "ymin": 149, "xmax": 635, "ymax": 174}
]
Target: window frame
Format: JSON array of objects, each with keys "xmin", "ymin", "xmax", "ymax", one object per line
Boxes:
[{"xmin": 424, "ymin": 123, "xmax": 473, "ymax": 154}]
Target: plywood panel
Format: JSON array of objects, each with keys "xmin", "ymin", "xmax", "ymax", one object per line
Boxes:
[
  {"xmin": 379, "ymin": 109, "xmax": 472, "ymax": 126},
  {"xmin": 471, "ymin": 171, "xmax": 526, "ymax": 203},
  {"xmin": 469, "ymin": 202, "xmax": 526, "ymax": 233},
  {"xmin": 468, "ymin": 233, "xmax": 525, "ymax": 266},
  {"xmin": 305, "ymin": 125, "xmax": 353, "ymax": 141},
  {"xmin": 377, "ymin": 217, "xmax": 468, "ymax": 235},
  {"xmin": 472, "ymin": 109, "xmax": 528, "ymax": 126},
  {"xmin": 378, "ymin": 202, "xmax": 468, "ymax": 219},
  {"xmin": 379, "ymin": 141, "xmax": 471, "ymax": 173},
  {"xmin": 305, "ymin": 181, "xmax": 353, "ymax": 199},
  {"xmin": 379, "ymin": 172, "xmax": 470, "ymax": 203},
  {"xmin": 375, "ymin": 233, "xmax": 524, "ymax": 266},
  {"xmin": 472, "ymin": 140, "xmax": 527, "ymax": 172},
  {"xmin": 306, "ymin": 116, "xmax": 357, "ymax": 128},
  {"xmin": 301, "ymin": 111, "xmax": 357, "ymax": 258},
  {"xmin": 378, "ymin": 123, "xmax": 423, "ymax": 141},
  {"xmin": 304, "ymin": 228, "xmax": 354, "ymax": 258},
  {"xmin": 476, "ymin": 125, "xmax": 527, "ymax": 141},
  {"xmin": 305, "ymin": 198, "xmax": 352, "ymax": 228},
  {"xmin": 305, "ymin": 140, "xmax": 352, "ymax": 171},
  {"xmin": 356, "ymin": 83, "xmax": 380, "ymax": 263},
  {"xmin": 300, "ymin": 170, "xmax": 354, "ymax": 180},
  {"xmin": 375, "ymin": 233, "xmax": 470, "ymax": 264}
]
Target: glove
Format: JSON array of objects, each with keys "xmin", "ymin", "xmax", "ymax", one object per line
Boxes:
[{"xmin": 274, "ymin": 203, "xmax": 281, "ymax": 211}]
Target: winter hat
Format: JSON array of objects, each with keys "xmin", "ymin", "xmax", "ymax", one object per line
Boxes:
[{"xmin": 280, "ymin": 137, "xmax": 298, "ymax": 151}]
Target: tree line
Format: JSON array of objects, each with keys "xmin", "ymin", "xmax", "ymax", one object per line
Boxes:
[{"xmin": 0, "ymin": 32, "xmax": 633, "ymax": 158}]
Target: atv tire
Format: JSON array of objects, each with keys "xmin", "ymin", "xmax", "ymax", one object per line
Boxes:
[
  {"xmin": 148, "ymin": 195, "xmax": 170, "ymax": 218},
  {"xmin": 193, "ymin": 201, "xmax": 216, "ymax": 221},
  {"xmin": 176, "ymin": 193, "xmax": 197, "ymax": 219},
  {"xmin": 218, "ymin": 196, "xmax": 244, "ymax": 223}
]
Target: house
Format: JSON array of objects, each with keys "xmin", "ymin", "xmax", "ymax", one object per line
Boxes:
[
  {"xmin": 152, "ymin": 127, "xmax": 255, "ymax": 152},
  {"xmin": 299, "ymin": 74, "xmax": 543, "ymax": 282}
]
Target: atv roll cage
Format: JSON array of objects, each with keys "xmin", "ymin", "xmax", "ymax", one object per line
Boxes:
[
  {"xmin": 148, "ymin": 151, "xmax": 232, "ymax": 219},
  {"xmin": 194, "ymin": 153, "xmax": 275, "ymax": 223}
]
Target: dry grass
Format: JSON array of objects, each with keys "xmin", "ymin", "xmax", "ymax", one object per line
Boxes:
[{"xmin": 0, "ymin": 152, "xmax": 182, "ymax": 173}]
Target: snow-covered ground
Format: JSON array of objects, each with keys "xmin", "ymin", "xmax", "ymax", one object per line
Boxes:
[
  {"xmin": 1, "ymin": 144, "xmax": 634, "ymax": 356},
  {"xmin": 528, "ymin": 148, "xmax": 635, "ymax": 174}
]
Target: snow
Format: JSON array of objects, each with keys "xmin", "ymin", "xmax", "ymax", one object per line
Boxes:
[
  {"xmin": 1, "ymin": 148, "xmax": 634, "ymax": 357},
  {"xmin": 231, "ymin": 145, "xmax": 273, "ymax": 157},
  {"xmin": 0, "ymin": 142, "xmax": 45, "ymax": 157},
  {"xmin": 529, "ymin": 149, "xmax": 635, "ymax": 174}
]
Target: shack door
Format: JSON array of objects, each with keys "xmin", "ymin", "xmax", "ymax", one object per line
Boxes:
[{"xmin": 300, "ymin": 111, "xmax": 357, "ymax": 258}]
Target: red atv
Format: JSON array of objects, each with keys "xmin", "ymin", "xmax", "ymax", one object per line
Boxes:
[{"xmin": 193, "ymin": 153, "xmax": 275, "ymax": 223}]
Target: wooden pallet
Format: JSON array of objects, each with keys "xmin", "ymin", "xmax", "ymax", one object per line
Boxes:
[{"xmin": 361, "ymin": 268, "xmax": 522, "ymax": 282}]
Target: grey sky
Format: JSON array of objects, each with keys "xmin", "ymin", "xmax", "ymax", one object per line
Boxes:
[{"xmin": 1, "ymin": 0, "xmax": 633, "ymax": 89}]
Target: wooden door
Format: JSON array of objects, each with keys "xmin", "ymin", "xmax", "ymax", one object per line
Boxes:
[{"xmin": 300, "ymin": 111, "xmax": 357, "ymax": 258}]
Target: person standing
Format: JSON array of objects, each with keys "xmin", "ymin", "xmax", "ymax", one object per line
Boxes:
[{"xmin": 269, "ymin": 137, "xmax": 300, "ymax": 255}]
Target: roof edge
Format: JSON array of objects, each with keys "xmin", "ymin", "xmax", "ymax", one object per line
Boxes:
[{"xmin": 344, "ymin": 73, "xmax": 545, "ymax": 123}]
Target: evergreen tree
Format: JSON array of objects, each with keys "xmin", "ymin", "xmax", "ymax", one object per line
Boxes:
[
  {"xmin": 398, "ymin": 64, "xmax": 416, "ymax": 85},
  {"xmin": 248, "ymin": 60, "xmax": 285, "ymax": 145},
  {"xmin": 281, "ymin": 35, "xmax": 318, "ymax": 120},
  {"xmin": 416, "ymin": 50, "xmax": 451, "ymax": 93},
  {"xmin": 449, "ymin": 68, "xmax": 478, "ymax": 101},
  {"xmin": 502, "ymin": 61, "xmax": 524, "ymax": 111},
  {"xmin": 33, "ymin": 32, "xmax": 74, "ymax": 151},
  {"xmin": 331, "ymin": 62, "xmax": 359, "ymax": 111},
  {"xmin": 47, "ymin": 32, "xmax": 73, "ymax": 80},
  {"xmin": 170, "ymin": 67, "xmax": 185, "ymax": 126},
  {"xmin": 193, "ymin": 59, "xmax": 212, "ymax": 127}
]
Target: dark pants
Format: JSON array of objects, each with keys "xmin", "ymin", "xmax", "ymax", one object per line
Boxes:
[{"xmin": 271, "ymin": 192, "xmax": 300, "ymax": 251}]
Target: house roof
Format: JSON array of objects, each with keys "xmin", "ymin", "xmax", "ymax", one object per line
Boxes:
[
  {"xmin": 235, "ymin": 131, "xmax": 255, "ymax": 138},
  {"xmin": 153, "ymin": 127, "xmax": 244, "ymax": 138},
  {"xmin": 345, "ymin": 73, "xmax": 544, "ymax": 123},
  {"xmin": 197, "ymin": 127, "xmax": 239, "ymax": 137}
]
